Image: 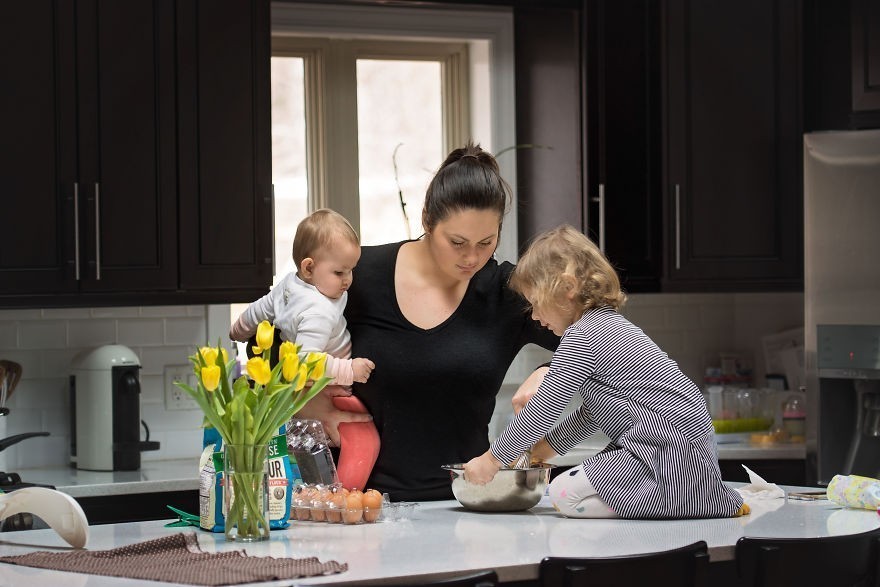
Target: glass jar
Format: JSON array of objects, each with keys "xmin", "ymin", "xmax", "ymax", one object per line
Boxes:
[{"xmin": 782, "ymin": 391, "xmax": 807, "ymax": 440}]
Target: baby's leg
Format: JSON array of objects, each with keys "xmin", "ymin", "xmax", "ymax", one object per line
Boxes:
[
  {"xmin": 548, "ymin": 465, "xmax": 618, "ymax": 519},
  {"xmin": 331, "ymin": 395, "xmax": 380, "ymax": 491}
]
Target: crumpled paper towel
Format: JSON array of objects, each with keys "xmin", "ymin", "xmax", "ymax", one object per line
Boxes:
[{"xmin": 735, "ymin": 465, "xmax": 785, "ymax": 499}]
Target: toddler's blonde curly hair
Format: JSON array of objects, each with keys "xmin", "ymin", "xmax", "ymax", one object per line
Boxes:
[{"xmin": 510, "ymin": 224, "xmax": 626, "ymax": 317}]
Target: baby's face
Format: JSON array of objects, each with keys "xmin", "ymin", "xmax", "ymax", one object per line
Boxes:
[{"xmin": 309, "ymin": 238, "xmax": 360, "ymax": 299}]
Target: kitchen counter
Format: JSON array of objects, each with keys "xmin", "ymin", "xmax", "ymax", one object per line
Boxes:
[
  {"xmin": 16, "ymin": 441, "xmax": 805, "ymax": 499},
  {"xmin": 14, "ymin": 459, "xmax": 197, "ymax": 498},
  {"xmin": 0, "ymin": 483, "xmax": 876, "ymax": 586}
]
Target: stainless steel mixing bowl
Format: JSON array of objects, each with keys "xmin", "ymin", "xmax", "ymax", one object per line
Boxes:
[{"xmin": 441, "ymin": 463, "xmax": 553, "ymax": 512}]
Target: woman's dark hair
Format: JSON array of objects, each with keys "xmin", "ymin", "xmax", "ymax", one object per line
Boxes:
[{"xmin": 421, "ymin": 141, "xmax": 511, "ymax": 231}]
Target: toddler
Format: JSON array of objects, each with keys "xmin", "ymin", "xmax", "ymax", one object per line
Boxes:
[
  {"xmin": 230, "ymin": 208, "xmax": 379, "ymax": 490},
  {"xmin": 464, "ymin": 225, "xmax": 749, "ymax": 519}
]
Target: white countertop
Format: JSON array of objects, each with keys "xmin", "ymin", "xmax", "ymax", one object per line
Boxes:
[
  {"xmin": 15, "ymin": 459, "xmax": 197, "ymax": 498},
  {"xmin": 15, "ymin": 440, "xmax": 805, "ymax": 499},
  {"xmin": 0, "ymin": 484, "xmax": 876, "ymax": 587}
]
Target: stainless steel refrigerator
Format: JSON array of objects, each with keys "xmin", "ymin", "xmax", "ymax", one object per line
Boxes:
[{"xmin": 804, "ymin": 129, "xmax": 880, "ymax": 485}]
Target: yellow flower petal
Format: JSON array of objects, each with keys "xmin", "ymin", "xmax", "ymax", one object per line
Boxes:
[
  {"xmin": 201, "ymin": 365, "xmax": 221, "ymax": 391},
  {"xmin": 200, "ymin": 346, "xmax": 219, "ymax": 365},
  {"xmin": 247, "ymin": 357, "xmax": 272, "ymax": 386},
  {"xmin": 256, "ymin": 321, "xmax": 275, "ymax": 352},
  {"xmin": 294, "ymin": 363, "xmax": 308, "ymax": 391},
  {"xmin": 220, "ymin": 347, "xmax": 229, "ymax": 364},
  {"xmin": 282, "ymin": 353, "xmax": 299, "ymax": 382},
  {"xmin": 279, "ymin": 341, "xmax": 296, "ymax": 362},
  {"xmin": 307, "ymin": 352, "xmax": 327, "ymax": 380}
]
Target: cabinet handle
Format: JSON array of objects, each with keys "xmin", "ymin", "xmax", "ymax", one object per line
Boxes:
[
  {"xmin": 94, "ymin": 182, "xmax": 101, "ymax": 281},
  {"xmin": 74, "ymin": 183, "xmax": 81, "ymax": 281},
  {"xmin": 674, "ymin": 184, "xmax": 681, "ymax": 270},
  {"xmin": 596, "ymin": 183, "xmax": 606, "ymax": 253}
]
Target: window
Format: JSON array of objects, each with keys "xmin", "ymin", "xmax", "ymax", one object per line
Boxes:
[{"xmin": 230, "ymin": 3, "xmax": 517, "ymax": 349}]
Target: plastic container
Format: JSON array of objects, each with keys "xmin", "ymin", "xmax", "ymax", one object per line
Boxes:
[
  {"xmin": 782, "ymin": 391, "xmax": 807, "ymax": 440},
  {"xmin": 290, "ymin": 484, "xmax": 391, "ymax": 524},
  {"xmin": 704, "ymin": 387, "xmax": 775, "ymax": 438}
]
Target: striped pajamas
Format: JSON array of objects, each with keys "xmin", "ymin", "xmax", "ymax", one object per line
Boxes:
[{"xmin": 491, "ymin": 306, "xmax": 744, "ymax": 519}]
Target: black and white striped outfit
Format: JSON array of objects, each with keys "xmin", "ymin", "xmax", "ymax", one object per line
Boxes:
[{"xmin": 491, "ymin": 306, "xmax": 744, "ymax": 519}]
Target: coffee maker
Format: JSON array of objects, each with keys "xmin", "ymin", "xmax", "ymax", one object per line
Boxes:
[{"xmin": 69, "ymin": 345, "xmax": 159, "ymax": 471}]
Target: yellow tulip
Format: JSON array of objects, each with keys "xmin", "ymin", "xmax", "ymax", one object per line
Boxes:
[
  {"xmin": 282, "ymin": 353, "xmax": 299, "ymax": 382},
  {"xmin": 247, "ymin": 357, "xmax": 272, "ymax": 386},
  {"xmin": 201, "ymin": 365, "xmax": 221, "ymax": 391},
  {"xmin": 256, "ymin": 321, "xmax": 274, "ymax": 351},
  {"xmin": 200, "ymin": 346, "xmax": 219, "ymax": 365},
  {"xmin": 220, "ymin": 347, "xmax": 229, "ymax": 364},
  {"xmin": 293, "ymin": 363, "xmax": 308, "ymax": 391},
  {"xmin": 279, "ymin": 340, "xmax": 296, "ymax": 362},
  {"xmin": 307, "ymin": 352, "xmax": 327, "ymax": 380}
]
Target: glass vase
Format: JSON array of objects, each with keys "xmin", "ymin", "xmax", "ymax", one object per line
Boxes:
[{"xmin": 224, "ymin": 443, "xmax": 270, "ymax": 542}]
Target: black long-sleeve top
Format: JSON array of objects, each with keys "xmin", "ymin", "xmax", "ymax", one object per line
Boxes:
[{"xmin": 344, "ymin": 241, "xmax": 559, "ymax": 501}]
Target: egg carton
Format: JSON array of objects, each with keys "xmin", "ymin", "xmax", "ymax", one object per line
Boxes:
[{"xmin": 290, "ymin": 483, "xmax": 416, "ymax": 524}]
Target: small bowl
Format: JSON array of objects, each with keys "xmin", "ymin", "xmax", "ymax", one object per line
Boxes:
[{"xmin": 442, "ymin": 463, "xmax": 553, "ymax": 512}]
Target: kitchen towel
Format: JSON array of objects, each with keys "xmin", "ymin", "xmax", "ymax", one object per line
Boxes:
[
  {"xmin": 0, "ymin": 532, "xmax": 347, "ymax": 585},
  {"xmin": 735, "ymin": 465, "xmax": 785, "ymax": 500}
]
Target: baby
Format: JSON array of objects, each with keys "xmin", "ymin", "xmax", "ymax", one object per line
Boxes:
[{"xmin": 230, "ymin": 208, "xmax": 379, "ymax": 490}]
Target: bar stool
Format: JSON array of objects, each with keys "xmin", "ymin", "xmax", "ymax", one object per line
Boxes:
[
  {"xmin": 539, "ymin": 540, "xmax": 709, "ymax": 586},
  {"xmin": 735, "ymin": 528, "xmax": 880, "ymax": 587}
]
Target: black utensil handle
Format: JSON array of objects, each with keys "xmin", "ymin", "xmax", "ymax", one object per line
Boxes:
[{"xmin": 0, "ymin": 431, "xmax": 50, "ymax": 452}]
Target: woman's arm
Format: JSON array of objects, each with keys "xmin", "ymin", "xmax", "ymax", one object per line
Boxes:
[
  {"xmin": 511, "ymin": 366, "xmax": 548, "ymax": 414},
  {"xmin": 294, "ymin": 391, "xmax": 373, "ymax": 447}
]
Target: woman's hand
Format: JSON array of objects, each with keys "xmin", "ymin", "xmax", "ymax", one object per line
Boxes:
[
  {"xmin": 463, "ymin": 451, "xmax": 503, "ymax": 485},
  {"xmin": 294, "ymin": 391, "xmax": 372, "ymax": 447},
  {"xmin": 512, "ymin": 366, "xmax": 548, "ymax": 414},
  {"xmin": 529, "ymin": 438, "xmax": 557, "ymax": 463}
]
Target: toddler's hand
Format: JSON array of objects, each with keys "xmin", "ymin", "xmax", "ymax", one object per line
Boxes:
[
  {"xmin": 352, "ymin": 358, "xmax": 375, "ymax": 383},
  {"xmin": 463, "ymin": 451, "xmax": 503, "ymax": 486}
]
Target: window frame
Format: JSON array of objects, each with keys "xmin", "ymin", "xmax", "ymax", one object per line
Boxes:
[{"xmin": 271, "ymin": 1, "xmax": 519, "ymax": 262}]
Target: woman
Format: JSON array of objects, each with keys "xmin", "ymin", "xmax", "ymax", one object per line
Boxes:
[{"xmin": 296, "ymin": 142, "xmax": 558, "ymax": 501}]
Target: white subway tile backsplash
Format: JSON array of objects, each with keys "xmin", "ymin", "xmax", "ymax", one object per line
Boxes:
[
  {"xmin": 0, "ymin": 294, "xmax": 806, "ymax": 468},
  {"xmin": 68, "ymin": 320, "xmax": 117, "ymax": 347},
  {"xmin": 117, "ymin": 319, "xmax": 165, "ymax": 346},
  {"xmin": 19, "ymin": 321, "xmax": 68, "ymax": 349},
  {"xmin": 0, "ymin": 323, "xmax": 17, "ymax": 348},
  {"xmin": 90, "ymin": 306, "xmax": 143, "ymax": 319},
  {"xmin": 164, "ymin": 317, "xmax": 208, "ymax": 345},
  {"xmin": 41, "ymin": 308, "xmax": 92, "ymax": 320}
]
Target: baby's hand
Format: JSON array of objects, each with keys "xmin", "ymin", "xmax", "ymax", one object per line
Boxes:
[{"xmin": 352, "ymin": 358, "xmax": 375, "ymax": 383}]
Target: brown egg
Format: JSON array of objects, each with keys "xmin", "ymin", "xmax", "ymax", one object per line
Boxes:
[
  {"xmin": 326, "ymin": 493, "xmax": 345, "ymax": 523},
  {"xmin": 362, "ymin": 489, "xmax": 383, "ymax": 522},
  {"xmin": 342, "ymin": 493, "xmax": 363, "ymax": 524}
]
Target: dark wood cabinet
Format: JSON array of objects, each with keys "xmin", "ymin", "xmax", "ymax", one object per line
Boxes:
[
  {"xmin": 177, "ymin": 0, "xmax": 273, "ymax": 293},
  {"xmin": 661, "ymin": 0, "xmax": 803, "ymax": 291},
  {"xmin": 1, "ymin": 0, "xmax": 177, "ymax": 301},
  {"xmin": 0, "ymin": 0, "xmax": 272, "ymax": 308},
  {"xmin": 585, "ymin": 0, "xmax": 662, "ymax": 293},
  {"xmin": 851, "ymin": 0, "xmax": 880, "ymax": 114}
]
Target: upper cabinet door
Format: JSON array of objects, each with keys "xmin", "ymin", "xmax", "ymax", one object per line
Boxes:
[
  {"xmin": 76, "ymin": 0, "xmax": 178, "ymax": 293},
  {"xmin": 177, "ymin": 0, "xmax": 273, "ymax": 294},
  {"xmin": 0, "ymin": 2, "xmax": 78, "ymax": 297},
  {"xmin": 662, "ymin": 0, "xmax": 803, "ymax": 291},
  {"xmin": 0, "ymin": 0, "xmax": 177, "ymax": 301},
  {"xmin": 586, "ymin": 0, "xmax": 662, "ymax": 293}
]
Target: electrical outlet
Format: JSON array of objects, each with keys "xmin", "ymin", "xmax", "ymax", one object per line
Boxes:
[{"xmin": 164, "ymin": 365, "xmax": 200, "ymax": 410}]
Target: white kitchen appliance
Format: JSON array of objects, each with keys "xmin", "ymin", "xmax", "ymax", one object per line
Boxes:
[
  {"xmin": 69, "ymin": 345, "xmax": 159, "ymax": 471},
  {"xmin": 804, "ymin": 129, "xmax": 880, "ymax": 485}
]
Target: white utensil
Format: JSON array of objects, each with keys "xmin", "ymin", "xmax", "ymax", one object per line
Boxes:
[{"xmin": 0, "ymin": 487, "xmax": 89, "ymax": 548}]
